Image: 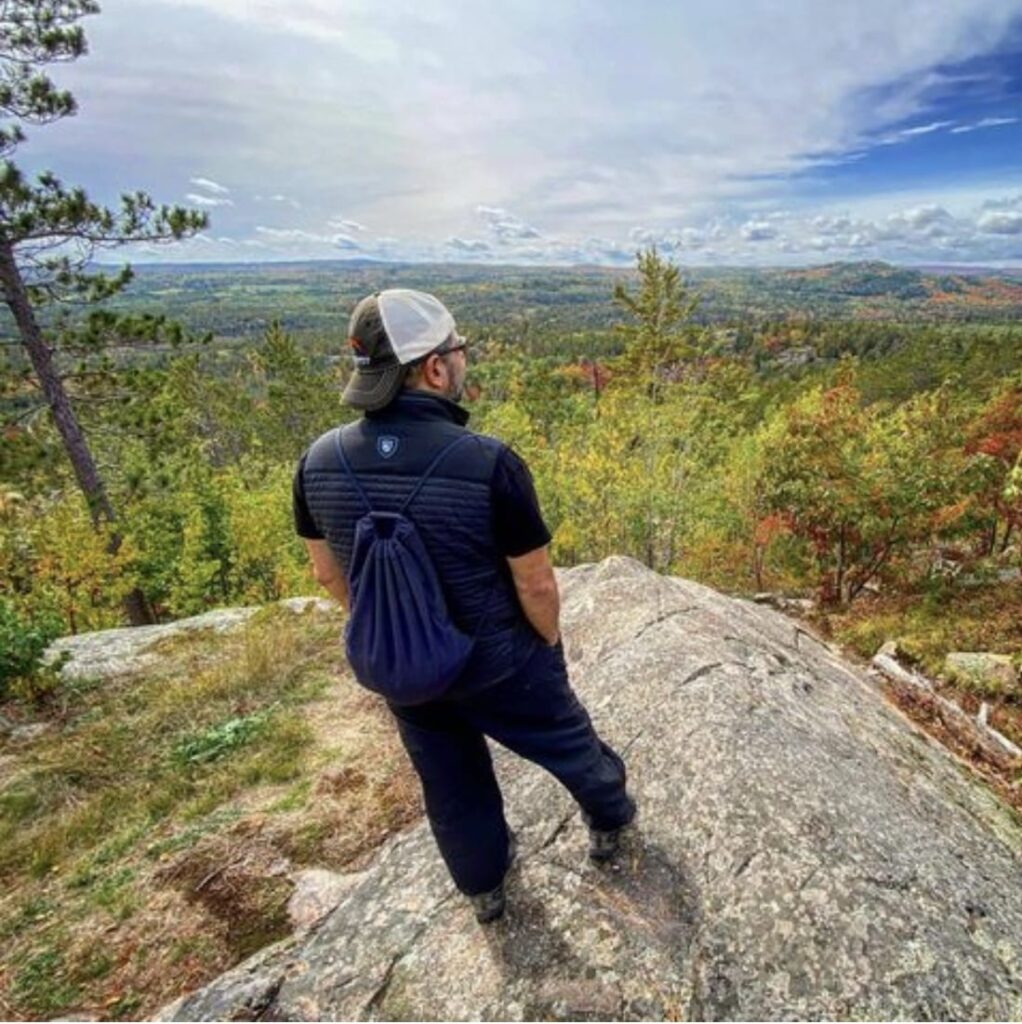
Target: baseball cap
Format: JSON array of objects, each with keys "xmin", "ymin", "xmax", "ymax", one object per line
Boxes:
[{"xmin": 342, "ymin": 289, "xmax": 462, "ymax": 411}]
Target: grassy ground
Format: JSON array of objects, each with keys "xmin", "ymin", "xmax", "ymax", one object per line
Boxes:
[{"xmin": 0, "ymin": 606, "xmax": 419, "ymax": 1020}]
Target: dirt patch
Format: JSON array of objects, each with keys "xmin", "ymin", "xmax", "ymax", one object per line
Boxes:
[{"xmin": 154, "ymin": 817, "xmax": 294, "ymax": 959}]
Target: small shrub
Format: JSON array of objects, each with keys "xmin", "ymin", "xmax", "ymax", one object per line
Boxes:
[
  {"xmin": 172, "ymin": 705, "xmax": 277, "ymax": 766},
  {"xmin": 0, "ymin": 599, "xmax": 63, "ymax": 698}
]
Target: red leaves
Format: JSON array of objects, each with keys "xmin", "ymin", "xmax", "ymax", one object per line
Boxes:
[{"xmin": 964, "ymin": 387, "xmax": 1022, "ymax": 469}]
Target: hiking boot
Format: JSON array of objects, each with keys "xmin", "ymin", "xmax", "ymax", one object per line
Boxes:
[
  {"xmin": 588, "ymin": 825, "xmax": 626, "ymax": 863},
  {"xmin": 588, "ymin": 805, "xmax": 637, "ymax": 864},
  {"xmin": 469, "ymin": 830, "xmax": 517, "ymax": 924}
]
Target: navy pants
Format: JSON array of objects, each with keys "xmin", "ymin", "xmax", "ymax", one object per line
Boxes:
[{"xmin": 388, "ymin": 640, "xmax": 635, "ymax": 895}]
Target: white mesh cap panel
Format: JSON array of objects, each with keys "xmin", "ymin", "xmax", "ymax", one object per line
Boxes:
[{"xmin": 378, "ymin": 289, "xmax": 456, "ymax": 365}]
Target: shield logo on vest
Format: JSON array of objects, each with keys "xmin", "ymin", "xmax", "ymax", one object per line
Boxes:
[{"xmin": 377, "ymin": 435, "xmax": 399, "ymax": 459}]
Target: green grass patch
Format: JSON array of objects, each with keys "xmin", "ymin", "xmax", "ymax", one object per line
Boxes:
[
  {"xmin": 10, "ymin": 947, "xmax": 81, "ymax": 1017},
  {"xmin": 172, "ymin": 704, "xmax": 278, "ymax": 766},
  {"xmin": 268, "ymin": 778, "xmax": 312, "ymax": 813}
]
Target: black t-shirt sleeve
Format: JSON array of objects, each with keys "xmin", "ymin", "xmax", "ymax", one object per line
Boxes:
[
  {"xmin": 292, "ymin": 454, "xmax": 324, "ymax": 540},
  {"xmin": 491, "ymin": 446, "xmax": 552, "ymax": 558}
]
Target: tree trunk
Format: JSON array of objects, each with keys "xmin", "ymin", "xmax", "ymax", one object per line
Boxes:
[
  {"xmin": 1000, "ymin": 521, "xmax": 1014, "ymax": 554},
  {"xmin": 835, "ymin": 525, "xmax": 846, "ymax": 606},
  {"xmin": 0, "ymin": 238, "xmax": 154, "ymax": 626}
]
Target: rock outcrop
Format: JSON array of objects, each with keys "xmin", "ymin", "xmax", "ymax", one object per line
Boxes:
[
  {"xmin": 160, "ymin": 557, "xmax": 1022, "ymax": 1021},
  {"xmin": 944, "ymin": 651, "xmax": 1018, "ymax": 691},
  {"xmin": 44, "ymin": 597, "xmax": 335, "ymax": 683}
]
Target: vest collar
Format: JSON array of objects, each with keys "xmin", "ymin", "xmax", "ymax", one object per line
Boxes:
[{"xmin": 366, "ymin": 389, "xmax": 470, "ymax": 427}]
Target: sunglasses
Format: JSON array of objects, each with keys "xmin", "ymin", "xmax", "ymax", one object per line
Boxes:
[
  {"xmin": 434, "ymin": 334, "xmax": 468, "ymax": 357},
  {"xmin": 406, "ymin": 335, "xmax": 468, "ymax": 369}
]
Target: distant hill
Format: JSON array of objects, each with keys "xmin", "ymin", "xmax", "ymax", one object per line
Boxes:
[
  {"xmin": 760, "ymin": 262, "xmax": 1022, "ymax": 320},
  {"xmin": 78, "ymin": 259, "xmax": 1020, "ymax": 340}
]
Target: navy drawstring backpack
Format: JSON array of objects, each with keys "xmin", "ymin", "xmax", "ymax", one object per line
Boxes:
[{"xmin": 333, "ymin": 428, "xmax": 491, "ymax": 705}]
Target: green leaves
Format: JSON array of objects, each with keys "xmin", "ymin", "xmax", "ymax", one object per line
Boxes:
[
  {"xmin": 612, "ymin": 246, "xmax": 702, "ymax": 401},
  {"xmin": 172, "ymin": 706, "xmax": 278, "ymax": 767},
  {"xmin": 0, "ymin": 597, "xmax": 63, "ymax": 696}
]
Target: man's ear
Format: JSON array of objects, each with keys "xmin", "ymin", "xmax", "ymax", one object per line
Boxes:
[{"xmin": 423, "ymin": 353, "xmax": 446, "ymax": 388}]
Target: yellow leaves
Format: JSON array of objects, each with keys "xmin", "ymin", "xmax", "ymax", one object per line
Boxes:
[
  {"xmin": 931, "ymin": 498, "xmax": 972, "ymax": 531},
  {"xmin": 15, "ymin": 493, "xmax": 134, "ymax": 633}
]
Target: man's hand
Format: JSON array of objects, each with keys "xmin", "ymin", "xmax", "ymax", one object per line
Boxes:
[
  {"xmin": 507, "ymin": 545, "xmax": 560, "ymax": 646},
  {"xmin": 304, "ymin": 539, "xmax": 349, "ymax": 611}
]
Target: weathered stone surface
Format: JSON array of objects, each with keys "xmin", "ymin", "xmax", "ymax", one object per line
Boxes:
[
  {"xmin": 288, "ymin": 868, "xmax": 364, "ymax": 930},
  {"xmin": 43, "ymin": 607, "xmax": 260, "ymax": 682},
  {"xmin": 42, "ymin": 597, "xmax": 336, "ymax": 683},
  {"xmin": 279, "ymin": 597, "xmax": 338, "ymax": 616},
  {"xmin": 875, "ymin": 639, "xmax": 901, "ymax": 660},
  {"xmin": 159, "ymin": 557, "xmax": 1022, "ymax": 1021},
  {"xmin": 944, "ymin": 651, "xmax": 1018, "ymax": 691}
]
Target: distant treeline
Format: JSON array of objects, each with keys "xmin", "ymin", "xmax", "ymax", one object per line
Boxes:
[{"xmin": 2, "ymin": 259, "xmax": 1016, "ymax": 343}]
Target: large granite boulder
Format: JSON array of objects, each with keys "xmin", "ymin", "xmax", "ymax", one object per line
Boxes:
[{"xmin": 159, "ymin": 557, "xmax": 1022, "ymax": 1021}]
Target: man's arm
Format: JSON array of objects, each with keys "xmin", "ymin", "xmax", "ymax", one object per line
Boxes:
[
  {"xmin": 304, "ymin": 539, "xmax": 349, "ymax": 611},
  {"xmin": 507, "ymin": 544, "xmax": 560, "ymax": 646}
]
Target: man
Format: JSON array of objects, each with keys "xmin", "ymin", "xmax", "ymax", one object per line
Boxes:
[{"xmin": 293, "ymin": 288, "xmax": 635, "ymax": 923}]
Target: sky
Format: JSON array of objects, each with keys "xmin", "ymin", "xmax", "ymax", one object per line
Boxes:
[{"xmin": 17, "ymin": 0, "xmax": 1022, "ymax": 267}]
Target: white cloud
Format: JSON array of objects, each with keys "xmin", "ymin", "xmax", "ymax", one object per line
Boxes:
[
  {"xmin": 950, "ymin": 115, "xmax": 1018, "ymax": 134},
  {"xmin": 898, "ymin": 119, "xmax": 955, "ymax": 136},
  {"xmin": 328, "ymin": 218, "xmax": 368, "ymax": 232},
  {"xmin": 897, "ymin": 204, "xmax": 953, "ymax": 229},
  {"xmin": 189, "ymin": 176, "xmax": 230, "ymax": 195},
  {"xmin": 977, "ymin": 210, "xmax": 1022, "ymax": 234},
  {"xmin": 475, "ymin": 205, "xmax": 541, "ymax": 242},
  {"xmin": 254, "ymin": 194, "xmax": 302, "ymax": 209},
  {"xmin": 811, "ymin": 215, "xmax": 853, "ymax": 235},
  {"xmin": 254, "ymin": 226, "xmax": 329, "ymax": 243},
  {"xmin": 740, "ymin": 220, "xmax": 778, "ymax": 242},
  {"xmin": 446, "ymin": 237, "xmax": 491, "ymax": 254},
  {"xmin": 135, "ymin": 186, "xmax": 1022, "ymax": 266},
  {"xmin": 185, "ymin": 192, "xmax": 234, "ymax": 207},
  {"xmin": 676, "ymin": 227, "xmax": 707, "ymax": 249},
  {"xmin": 980, "ymin": 194, "xmax": 1022, "ymax": 212}
]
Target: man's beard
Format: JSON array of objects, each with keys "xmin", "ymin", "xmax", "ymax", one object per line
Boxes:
[{"xmin": 447, "ymin": 370, "xmax": 466, "ymax": 403}]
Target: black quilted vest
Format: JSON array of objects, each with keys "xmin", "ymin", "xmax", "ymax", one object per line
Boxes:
[{"xmin": 300, "ymin": 391, "xmax": 540, "ymax": 695}]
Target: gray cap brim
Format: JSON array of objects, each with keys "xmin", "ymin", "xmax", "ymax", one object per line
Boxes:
[{"xmin": 342, "ymin": 361, "xmax": 406, "ymax": 412}]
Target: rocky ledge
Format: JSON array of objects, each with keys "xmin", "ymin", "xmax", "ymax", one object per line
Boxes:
[{"xmin": 159, "ymin": 556, "xmax": 1022, "ymax": 1021}]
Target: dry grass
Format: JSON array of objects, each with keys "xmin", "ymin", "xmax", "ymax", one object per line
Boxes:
[
  {"xmin": 0, "ymin": 606, "xmax": 420, "ymax": 1020},
  {"xmin": 818, "ymin": 578, "xmax": 1022, "ymax": 681},
  {"xmin": 813, "ymin": 578, "xmax": 1022, "ymax": 812}
]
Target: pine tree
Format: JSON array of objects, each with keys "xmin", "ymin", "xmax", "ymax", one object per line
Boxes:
[
  {"xmin": 0, "ymin": 1, "xmax": 207, "ymax": 624},
  {"xmin": 611, "ymin": 247, "xmax": 701, "ymax": 569},
  {"xmin": 612, "ymin": 246, "xmax": 699, "ymax": 402}
]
